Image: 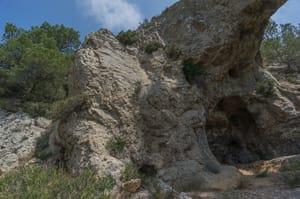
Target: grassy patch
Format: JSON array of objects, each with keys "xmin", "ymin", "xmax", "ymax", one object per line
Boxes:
[
  {"xmin": 116, "ymin": 30, "xmax": 138, "ymax": 46},
  {"xmin": 256, "ymin": 79, "xmax": 275, "ymax": 97},
  {"xmin": 106, "ymin": 137, "xmax": 126, "ymax": 155},
  {"xmin": 121, "ymin": 163, "xmax": 145, "ymax": 182},
  {"xmin": 0, "ymin": 165, "xmax": 115, "ymax": 199},
  {"xmin": 144, "ymin": 42, "xmax": 163, "ymax": 54}
]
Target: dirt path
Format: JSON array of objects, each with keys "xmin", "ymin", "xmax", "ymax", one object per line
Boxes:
[{"xmin": 187, "ymin": 155, "xmax": 300, "ymax": 199}]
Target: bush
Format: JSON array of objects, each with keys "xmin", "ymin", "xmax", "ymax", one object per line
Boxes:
[
  {"xmin": 0, "ymin": 165, "xmax": 115, "ymax": 199},
  {"xmin": 0, "ymin": 99, "xmax": 20, "ymax": 112},
  {"xmin": 281, "ymin": 160, "xmax": 300, "ymax": 187},
  {"xmin": 49, "ymin": 94, "xmax": 91, "ymax": 119},
  {"xmin": 35, "ymin": 134, "xmax": 51, "ymax": 160},
  {"xmin": 121, "ymin": 163, "xmax": 144, "ymax": 182},
  {"xmin": 106, "ymin": 137, "xmax": 126, "ymax": 155},
  {"xmin": 256, "ymin": 79, "xmax": 275, "ymax": 97},
  {"xmin": 281, "ymin": 171, "xmax": 300, "ymax": 188},
  {"xmin": 22, "ymin": 101, "xmax": 51, "ymax": 118},
  {"xmin": 165, "ymin": 44, "xmax": 182, "ymax": 59},
  {"xmin": 116, "ymin": 30, "xmax": 138, "ymax": 46},
  {"xmin": 144, "ymin": 42, "xmax": 163, "ymax": 54},
  {"xmin": 182, "ymin": 59, "xmax": 206, "ymax": 83}
]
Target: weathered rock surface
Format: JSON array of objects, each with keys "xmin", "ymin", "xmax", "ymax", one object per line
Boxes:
[
  {"xmin": 49, "ymin": 0, "xmax": 299, "ymax": 194},
  {"xmin": 0, "ymin": 110, "xmax": 50, "ymax": 174}
]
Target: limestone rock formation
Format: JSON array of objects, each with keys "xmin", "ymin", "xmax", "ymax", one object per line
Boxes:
[
  {"xmin": 0, "ymin": 110, "xmax": 50, "ymax": 174},
  {"xmin": 50, "ymin": 0, "xmax": 298, "ymax": 193}
]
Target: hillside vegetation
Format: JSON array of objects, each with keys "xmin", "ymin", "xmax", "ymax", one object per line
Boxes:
[{"xmin": 0, "ymin": 22, "xmax": 80, "ymax": 117}]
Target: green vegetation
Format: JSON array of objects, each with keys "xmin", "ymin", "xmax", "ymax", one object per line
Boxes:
[
  {"xmin": 0, "ymin": 165, "xmax": 115, "ymax": 199},
  {"xmin": 281, "ymin": 160, "xmax": 300, "ymax": 188},
  {"xmin": 35, "ymin": 134, "xmax": 51, "ymax": 160},
  {"xmin": 165, "ymin": 44, "xmax": 182, "ymax": 60},
  {"xmin": 144, "ymin": 41, "xmax": 163, "ymax": 54},
  {"xmin": 256, "ymin": 79, "xmax": 275, "ymax": 97},
  {"xmin": 121, "ymin": 163, "xmax": 144, "ymax": 182},
  {"xmin": 182, "ymin": 59, "xmax": 206, "ymax": 83},
  {"xmin": 106, "ymin": 137, "xmax": 126, "ymax": 155},
  {"xmin": 116, "ymin": 30, "xmax": 138, "ymax": 46},
  {"xmin": 0, "ymin": 22, "xmax": 81, "ymax": 117},
  {"xmin": 49, "ymin": 94, "xmax": 91, "ymax": 120},
  {"xmin": 261, "ymin": 20, "xmax": 300, "ymax": 69}
]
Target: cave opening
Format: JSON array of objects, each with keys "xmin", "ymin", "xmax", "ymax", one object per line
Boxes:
[{"xmin": 206, "ymin": 96, "xmax": 273, "ymax": 165}]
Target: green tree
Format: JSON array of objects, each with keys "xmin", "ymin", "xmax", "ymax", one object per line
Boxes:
[
  {"xmin": 0, "ymin": 22, "xmax": 80, "ymax": 113},
  {"xmin": 39, "ymin": 21, "xmax": 81, "ymax": 53},
  {"xmin": 261, "ymin": 20, "xmax": 300, "ymax": 69}
]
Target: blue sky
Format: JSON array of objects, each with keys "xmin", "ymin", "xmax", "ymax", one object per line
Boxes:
[{"xmin": 0, "ymin": 0, "xmax": 299, "ymax": 41}]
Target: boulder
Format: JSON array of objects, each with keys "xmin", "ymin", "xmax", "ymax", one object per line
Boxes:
[{"xmin": 51, "ymin": 0, "xmax": 297, "ymax": 192}]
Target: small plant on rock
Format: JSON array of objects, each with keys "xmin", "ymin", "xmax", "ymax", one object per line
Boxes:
[
  {"xmin": 121, "ymin": 163, "xmax": 144, "ymax": 182},
  {"xmin": 35, "ymin": 134, "xmax": 52, "ymax": 160},
  {"xmin": 106, "ymin": 137, "xmax": 126, "ymax": 155},
  {"xmin": 116, "ymin": 30, "xmax": 138, "ymax": 46},
  {"xmin": 182, "ymin": 59, "xmax": 206, "ymax": 83},
  {"xmin": 165, "ymin": 44, "xmax": 182, "ymax": 60},
  {"xmin": 256, "ymin": 79, "xmax": 275, "ymax": 97},
  {"xmin": 144, "ymin": 41, "xmax": 163, "ymax": 54}
]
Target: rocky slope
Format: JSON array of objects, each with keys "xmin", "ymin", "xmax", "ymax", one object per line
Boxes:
[
  {"xmin": 47, "ymin": 0, "xmax": 300, "ymax": 194},
  {"xmin": 0, "ymin": 110, "xmax": 50, "ymax": 174}
]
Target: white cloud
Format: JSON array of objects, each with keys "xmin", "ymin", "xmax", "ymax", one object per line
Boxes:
[{"xmin": 76, "ymin": 0, "xmax": 142, "ymax": 31}]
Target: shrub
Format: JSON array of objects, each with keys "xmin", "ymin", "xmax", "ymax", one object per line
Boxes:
[
  {"xmin": 281, "ymin": 171, "xmax": 300, "ymax": 188},
  {"xmin": 35, "ymin": 134, "xmax": 51, "ymax": 160},
  {"xmin": 22, "ymin": 101, "xmax": 51, "ymax": 118},
  {"xmin": 121, "ymin": 163, "xmax": 144, "ymax": 182},
  {"xmin": 165, "ymin": 44, "xmax": 182, "ymax": 59},
  {"xmin": 182, "ymin": 59, "xmax": 206, "ymax": 83},
  {"xmin": 116, "ymin": 30, "xmax": 138, "ymax": 46},
  {"xmin": 0, "ymin": 165, "xmax": 115, "ymax": 199},
  {"xmin": 49, "ymin": 94, "xmax": 91, "ymax": 120},
  {"xmin": 281, "ymin": 160, "xmax": 300, "ymax": 187},
  {"xmin": 106, "ymin": 137, "xmax": 126, "ymax": 155},
  {"xmin": 0, "ymin": 99, "xmax": 19, "ymax": 112},
  {"xmin": 144, "ymin": 42, "xmax": 163, "ymax": 54},
  {"xmin": 256, "ymin": 79, "xmax": 275, "ymax": 97},
  {"xmin": 205, "ymin": 161, "xmax": 221, "ymax": 174}
]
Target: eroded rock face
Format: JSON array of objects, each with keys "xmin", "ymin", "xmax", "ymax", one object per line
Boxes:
[
  {"xmin": 0, "ymin": 110, "xmax": 50, "ymax": 174},
  {"xmin": 51, "ymin": 0, "xmax": 295, "ymax": 192}
]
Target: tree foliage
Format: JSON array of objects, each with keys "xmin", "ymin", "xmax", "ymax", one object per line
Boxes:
[
  {"xmin": 0, "ymin": 22, "xmax": 80, "ymax": 112},
  {"xmin": 261, "ymin": 20, "xmax": 300, "ymax": 69}
]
